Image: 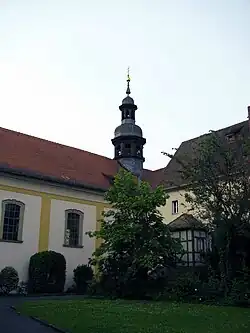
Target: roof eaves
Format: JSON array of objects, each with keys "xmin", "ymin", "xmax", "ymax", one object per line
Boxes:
[{"xmin": 0, "ymin": 165, "xmax": 107, "ymax": 193}]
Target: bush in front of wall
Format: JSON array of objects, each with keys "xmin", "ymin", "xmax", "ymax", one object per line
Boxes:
[
  {"xmin": 73, "ymin": 264, "xmax": 94, "ymax": 294},
  {"xmin": 28, "ymin": 251, "xmax": 66, "ymax": 294},
  {"xmin": 17, "ymin": 281, "xmax": 28, "ymax": 295},
  {"xmin": 0, "ymin": 266, "xmax": 19, "ymax": 295},
  {"xmin": 227, "ymin": 277, "xmax": 250, "ymax": 307}
]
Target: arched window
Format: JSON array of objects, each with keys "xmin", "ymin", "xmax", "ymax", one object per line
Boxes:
[
  {"xmin": 124, "ymin": 143, "xmax": 131, "ymax": 156},
  {"xmin": 115, "ymin": 145, "xmax": 122, "ymax": 157},
  {"xmin": 136, "ymin": 145, "xmax": 142, "ymax": 157},
  {"xmin": 0, "ymin": 200, "xmax": 25, "ymax": 242},
  {"xmin": 64, "ymin": 209, "xmax": 84, "ymax": 248}
]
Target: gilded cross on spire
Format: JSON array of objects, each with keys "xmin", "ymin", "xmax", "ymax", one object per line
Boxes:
[
  {"xmin": 126, "ymin": 66, "xmax": 131, "ymax": 95},
  {"xmin": 127, "ymin": 66, "xmax": 131, "ymax": 81}
]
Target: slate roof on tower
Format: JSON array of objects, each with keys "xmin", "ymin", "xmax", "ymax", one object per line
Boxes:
[{"xmin": 0, "ymin": 127, "xmax": 161, "ymax": 191}]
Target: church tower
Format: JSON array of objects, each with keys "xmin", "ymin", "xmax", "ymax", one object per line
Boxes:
[{"xmin": 111, "ymin": 71, "xmax": 146, "ymax": 177}]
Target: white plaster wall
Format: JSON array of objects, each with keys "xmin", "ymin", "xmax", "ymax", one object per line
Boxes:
[
  {"xmin": 0, "ymin": 189, "xmax": 41, "ymax": 282},
  {"xmin": 49, "ymin": 199, "xmax": 97, "ymax": 289}
]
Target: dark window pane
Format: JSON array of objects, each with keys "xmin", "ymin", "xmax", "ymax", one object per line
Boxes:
[
  {"xmin": 3, "ymin": 203, "xmax": 21, "ymax": 241},
  {"xmin": 67, "ymin": 212, "xmax": 81, "ymax": 246}
]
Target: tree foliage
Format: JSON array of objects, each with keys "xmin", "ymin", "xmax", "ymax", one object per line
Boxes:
[
  {"xmin": 162, "ymin": 131, "xmax": 250, "ymax": 292},
  {"xmin": 88, "ymin": 169, "xmax": 181, "ymax": 298}
]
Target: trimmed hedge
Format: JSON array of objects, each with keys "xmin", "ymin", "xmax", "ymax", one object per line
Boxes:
[
  {"xmin": 28, "ymin": 251, "xmax": 66, "ymax": 293},
  {"xmin": 0, "ymin": 266, "xmax": 19, "ymax": 295},
  {"xmin": 73, "ymin": 264, "xmax": 93, "ymax": 294}
]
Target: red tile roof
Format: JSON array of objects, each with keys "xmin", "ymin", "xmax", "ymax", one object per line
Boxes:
[{"xmin": 0, "ymin": 127, "xmax": 161, "ymax": 191}]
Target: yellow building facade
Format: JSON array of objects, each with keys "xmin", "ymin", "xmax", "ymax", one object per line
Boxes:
[
  {"xmin": 159, "ymin": 188, "xmax": 191, "ymax": 224},
  {"xmin": 0, "ymin": 170, "xmax": 191, "ymax": 286},
  {"xmin": 0, "ymin": 173, "xmax": 109, "ymax": 288}
]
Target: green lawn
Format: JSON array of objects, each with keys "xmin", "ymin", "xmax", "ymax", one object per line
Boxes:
[{"xmin": 18, "ymin": 299, "xmax": 250, "ymax": 333}]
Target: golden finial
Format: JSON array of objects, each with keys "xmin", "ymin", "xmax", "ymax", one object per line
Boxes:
[{"xmin": 127, "ymin": 66, "xmax": 131, "ymax": 82}]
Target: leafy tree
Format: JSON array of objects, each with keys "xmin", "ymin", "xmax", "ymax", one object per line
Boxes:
[
  {"xmin": 88, "ymin": 169, "xmax": 181, "ymax": 298},
  {"xmin": 162, "ymin": 131, "xmax": 250, "ymax": 293}
]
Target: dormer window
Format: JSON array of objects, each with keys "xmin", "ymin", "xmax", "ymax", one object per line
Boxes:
[
  {"xmin": 226, "ymin": 134, "xmax": 235, "ymax": 143},
  {"xmin": 225, "ymin": 125, "xmax": 243, "ymax": 143}
]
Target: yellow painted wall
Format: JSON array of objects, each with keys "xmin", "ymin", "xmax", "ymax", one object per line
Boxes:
[
  {"xmin": 39, "ymin": 195, "xmax": 51, "ymax": 252},
  {"xmin": 159, "ymin": 188, "xmax": 191, "ymax": 223},
  {"xmin": 1, "ymin": 174, "xmax": 200, "ymax": 283},
  {"xmin": 0, "ymin": 175, "xmax": 110, "ymax": 253},
  {"xmin": 0, "ymin": 187, "xmax": 42, "ymax": 281},
  {"xmin": 0, "ymin": 175, "xmax": 112, "ymax": 285}
]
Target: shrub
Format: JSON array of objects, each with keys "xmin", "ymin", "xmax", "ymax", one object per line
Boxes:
[
  {"xmin": 17, "ymin": 281, "xmax": 28, "ymax": 295},
  {"xmin": 166, "ymin": 270, "xmax": 201, "ymax": 301},
  {"xmin": 227, "ymin": 278, "xmax": 250, "ymax": 307},
  {"xmin": 28, "ymin": 251, "xmax": 66, "ymax": 294},
  {"xmin": 86, "ymin": 279, "xmax": 104, "ymax": 296},
  {"xmin": 199, "ymin": 277, "xmax": 223, "ymax": 303},
  {"xmin": 73, "ymin": 265, "xmax": 93, "ymax": 294},
  {"xmin": 66, "ymin": 284, "xmax": 77, "ymax": 294},
  {"xmin": 0, "ymin": 266, "xmax": 19, "ymax": 295}
]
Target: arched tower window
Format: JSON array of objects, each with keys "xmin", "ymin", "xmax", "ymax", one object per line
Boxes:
[
  {"xmin": 136, "ymin": 145, "xmax": 142, "ymax": 157},
  {"xmin": 115, "ymin": 145, "xmax": 122, "ymax": 157},
  {"xmin": 124, "ymin": 143, "xmax": 131, "ymax": 156}
]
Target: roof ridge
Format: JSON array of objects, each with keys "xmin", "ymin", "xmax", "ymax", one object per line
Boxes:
[
  {"xmin": 0, "ymin": 126, "xmax": 114, "ymax": 162},
  {"xmin": 182, "ymin": 119, "xmax": 248, "ymax": 144}
]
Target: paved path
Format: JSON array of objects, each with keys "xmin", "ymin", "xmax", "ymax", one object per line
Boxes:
[
  {"xmin": 0, "ymin": 295, "xmax": 88, "ymax": 333},
  {"xmin": 0, "ymin": 297, "xmax": 57, "ymax": 333}
]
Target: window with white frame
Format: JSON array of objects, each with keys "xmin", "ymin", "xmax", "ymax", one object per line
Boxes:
[
  {"xmin": 64, "ymin": 209, "xmax": 84, "ymax": 247},
  {"xmin": 196, "ymin": 238, "xmax": 205, "ymax": 252},
  {"xmin": 172, "ymin": 200, "xmax": 178, "ymax": 215},
  {"xmin": 0, "ymin": 200, "xmax": 25, "ymax": 242}
]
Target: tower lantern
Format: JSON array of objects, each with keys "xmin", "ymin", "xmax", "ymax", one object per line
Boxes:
[{"xmin": 111, "ymin": 70, "xmax": 146, "ymax": 177}]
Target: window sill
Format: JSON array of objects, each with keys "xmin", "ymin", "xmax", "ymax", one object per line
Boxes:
[
  {"xmin": 0, "ymin": 239, "xmax": 23, "ymax": 244},
  {"xmin": 63, "ymin": 244, "xmax": 83, "ymax": 249},
  {"xmin": 172, "ymin": 212, "xmax": 179, "ymax": 215}
]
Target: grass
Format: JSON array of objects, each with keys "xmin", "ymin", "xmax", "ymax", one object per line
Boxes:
[{"xmin": 18, "ymin": 298, "xmax": 250, "ymax": 333}]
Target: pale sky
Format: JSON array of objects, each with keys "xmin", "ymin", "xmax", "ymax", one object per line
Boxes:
[{"xmin": 0, "ymin": 0, "xmax": 250, "ymax": 170}]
